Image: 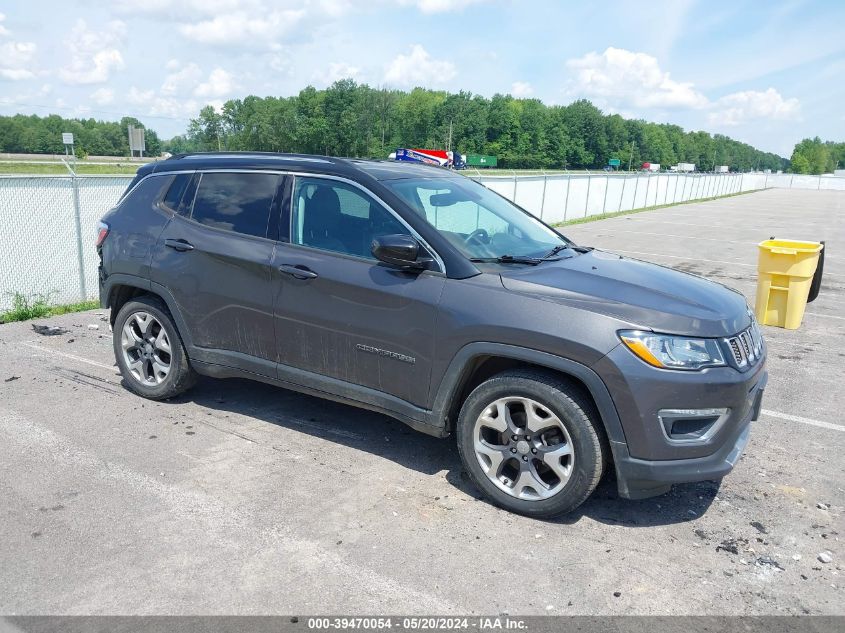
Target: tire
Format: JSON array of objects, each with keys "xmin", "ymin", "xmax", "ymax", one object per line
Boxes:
[
  {"xmin": 456, "ymin": 368, "xmax": 606, "ymax": 518},
  {"xmin": 113, "ymin": 295, "xmax": 196, "ymax": 400}
]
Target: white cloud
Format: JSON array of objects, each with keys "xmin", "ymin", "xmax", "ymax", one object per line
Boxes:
[
  {"xmin": 315, "ymin": 62, "xmax": 360, "ymax": 85},
  {"xmin": 267, "ymin": 51, "xmax": 293, "ymax": 75},
  {"xmin": 194, "ymin": 68, "xmax": 237, "ymax": 98},
  {"xmin": 708, "ymin": 88, "xmax": 800, "ymax": 126},
  {"xmin": 511, "ymin": 81, "xmax": 533, "ymax": 97},
  {"xmin": 179, "ymin": 8, "xmax": 305, "ymax": 46},
  {"xmin": 566, "ymin": 47, "xmax": 707, "ymax": 109},
  {"xmin": 0, "ymin": 41, "xmax": 36, "ymax": 80},
  {"xmin": 0, "ymin": 13, "xmax": 37, "ymax": 81},
  {"xmin": 565, "ymin": 47, "xmax": 802, "ymax": 131},
  {"xmin": 161, "ymin": 61, "xmax": 203, "ymax": 96},
  {"xmin": 90, "ymin": 87, "xmax": 114, "ymax": 105},
  {"xmin": 59, "ymin": 20, "xmax": 126, "ymax": 84},
  {"xmin": 128, "ymin": 86, "xmax": 198, "ymax": 119},
  {"xmin": 399, "ymin": 0, "xmax": 484, "ymax": 13},
  {"xmin": 384, "ymin": 44, "xmax": 456, "ymax": 87}
]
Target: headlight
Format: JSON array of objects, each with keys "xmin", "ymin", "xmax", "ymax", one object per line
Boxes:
[{"xmin": 619, "ymin": 330, "xmax": 725, "ymax": 370}]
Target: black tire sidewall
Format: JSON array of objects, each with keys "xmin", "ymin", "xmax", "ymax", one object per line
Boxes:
[
  {"xmin": 113, "ymin": 297, "xmax": 190, "ymax": 399},
  {"xmin": 456, "ymin": 374, "xmax": 603, "ymax": 518}
]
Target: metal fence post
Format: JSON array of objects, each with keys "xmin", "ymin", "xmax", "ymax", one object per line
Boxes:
[
  {"xmin": 631, "ymin": 173, "xmax": 640, "ymax": 210},
  {"xmin": 602, "ymin": 174, "xmax": 609, "ymax": 215},
  {"xmin": 672, "ymin": 173, "xmax": 679, "ymax": 203},
  {"xmin": 71, "ymin": 173, "xmax": 87, "ymax": 302},
  {"xmin": 818, "ymin": 175, "xmax": 822, "ymax": 190},
  {"xmin": 539, "ymin": 174, "xmax": 547, "ymax": 220},
  {"xmin": 644, "ymin": 173, "xmax": 651, "ymax": 207},
  {"xmin": 618, "ymin": 175, "xmax": 627, "ymax": 213},
  {"xmin": 764, "ymin": 172, "xmax": 768, "ymax": 189},
  {"xmin": 513, "ymin": 171, "xmax": 518, "ymax": 200},
  {"xmin": 563, "ymin": 173, "xmax": 571, "ymax": 221},
  {"xmin": 663, "ymin": 174, "xmax": 669, "ymax": 205},
  {"xmin": 584, "ymin": 173, "xmax": 592, "ymax": 218}
]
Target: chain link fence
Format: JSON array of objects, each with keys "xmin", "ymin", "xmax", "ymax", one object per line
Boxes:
[
  {"xmin": 1, "ymin": 169, "xmax": 843, "ymax": 312},
  {"xmin": 0, "ymin": 175, "xmax": 132, "ymax": 312}
]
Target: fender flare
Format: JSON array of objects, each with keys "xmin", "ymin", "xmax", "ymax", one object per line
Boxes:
[
  {"xmin": 101, "ymin": 274, "xmax": 194, "ymax": 350},
  {"xmin": 429, "ymin": 342, "xmax": 627, "ymax": 448}
]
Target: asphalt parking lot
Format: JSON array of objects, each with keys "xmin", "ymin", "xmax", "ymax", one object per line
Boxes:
[{"xmin": 1, "ymin": 188, "xmax": 843, "ymax": 616}]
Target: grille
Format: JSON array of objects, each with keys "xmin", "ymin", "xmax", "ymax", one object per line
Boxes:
[
  {"xmin": 729, "ymin": 339, "xmax": 743, "ymax": 364},
  {"xmin": 724, "ymin": 323, "xmax": 764, "ymax": 369}
]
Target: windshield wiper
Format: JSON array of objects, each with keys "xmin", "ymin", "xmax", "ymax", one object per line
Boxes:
[
  {"xmin": 543, "ymin": 244, "xmax": 571, "ymax": 258},
  {"xmin": 542, "ymin": 243, "xmax": 593, "ymax": 259},
  {"xmin": 470, "ymin": 255, "xmax": 543, "ymax": 265}
]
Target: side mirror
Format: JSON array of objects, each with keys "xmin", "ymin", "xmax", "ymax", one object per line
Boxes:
[{"xmin": 371, "ymin": 234, "xmax": 434, "ymax": 271}]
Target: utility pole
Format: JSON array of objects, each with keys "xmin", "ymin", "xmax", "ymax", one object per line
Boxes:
[
  {"xmin": 447, "ymin": 119, "xmax": 453, "ymax": 152},
  {"xmin": 712, "ymin": 149, "xmax": 717, "ymax": 172},
  {"xmin": 628, "ymin": 141, "xmax": 635, "ymax": 171}
]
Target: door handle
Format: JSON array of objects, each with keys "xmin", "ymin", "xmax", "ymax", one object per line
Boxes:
[
  {"xmin": 278, "ymin": 264, "xmax": 318, "ymax": 280},
  {"xmin": 164, "ymin": 238, "xmax": 194, "ymax": 252}
]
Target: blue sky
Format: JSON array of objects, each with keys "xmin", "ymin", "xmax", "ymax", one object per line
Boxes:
[{"xmin": 1, "ymin": 0, "xmax": 843, "ymax": 156}]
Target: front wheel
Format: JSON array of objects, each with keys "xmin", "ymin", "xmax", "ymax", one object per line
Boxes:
[{"xmin": 456, "ymin": 369, "xmax": 606, "ymax": 518}]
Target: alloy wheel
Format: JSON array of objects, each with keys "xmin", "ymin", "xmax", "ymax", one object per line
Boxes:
[
  {"xmin": 473, "ymin": 396, "xmax": 574, "ymax": 500},
  {"xmin": 120, "ymin": 311, "xmax": 172, "ymax": 386}
]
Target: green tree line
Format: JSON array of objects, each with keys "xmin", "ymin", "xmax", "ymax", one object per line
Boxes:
[
  {"xmin": 7, "ymin": 82, "xmax": 832, "ymax": 173},
  {"xmin": 790, "ymin": 137, "xmax": 845, "ymax": 174},
  {"xmin": 171, "ymin": 80, "xmax": 788, "ymax": 171},
  {"xmin": 0, "ymin": 113, "xmax": 161, "ymax": 157}
]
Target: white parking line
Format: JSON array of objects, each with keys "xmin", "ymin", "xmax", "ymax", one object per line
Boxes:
[
  {"xmin": 614, "ymin": 249, "xmax": 756, "ymax": 267},
  {"xmin": 761, "ymin": 409, "xmax": 845, "ymax": 433},
  {"xmin": 805, "ymin": 312, "xmax": 845, "ymax": 321},
  {"xmin": 609, "ymin": 231, "xmax": 757, "ymax": 245},
  {"xmin": 614, "ymin": 249, "xmax": 844, "ymax": 280},
  {"xmin": 20, "ymin": 341, "xmax": 116, "ymax": 372}
]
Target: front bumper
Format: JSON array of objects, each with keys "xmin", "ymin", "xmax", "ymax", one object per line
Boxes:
[
  {"xmin": 612, "ymin": 379, "xmax": 763, "ymax": 499},
  {"xmin": 593, "ymin": 343, "xmax": 767, "ymax": 499}
]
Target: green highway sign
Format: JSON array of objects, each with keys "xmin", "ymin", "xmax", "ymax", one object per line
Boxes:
[{"xmin": 608, "ymin": 158, "xmax": 621, "ymax": 167}]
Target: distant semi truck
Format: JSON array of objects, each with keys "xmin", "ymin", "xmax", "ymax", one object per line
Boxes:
[
  {"xmin": 716, "ymin": 165, "xmax": 729, "ymax": 173},
  {"xmin": 642, "ymin": 162, "xmax": 660, "ymax": 172},
  {"xmin": 676, "ymin": 162, "xmax": 696, "ymax": 172},
  {"xmin": 393, "ymin": 148, "xmax": 465, "ymax": 169}
]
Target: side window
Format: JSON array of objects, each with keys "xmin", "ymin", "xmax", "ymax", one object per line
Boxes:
[
  {"xmin": 292, "ymin": 177, "xmax": 410, "ymax": 259},
  {"xmin": 118, "ymin": 175, "xmax": 172, "ymax": 212},
  {"xmin": 160, "ymin": 173, "xmax": 192, "ymax": 215},
  {"xmin": 189, "ymin": 172, "xmax": 281, "ymax": 239}
]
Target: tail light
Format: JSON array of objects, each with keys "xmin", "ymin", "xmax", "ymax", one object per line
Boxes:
[{"xmin": 96, "ymin": 221, "xmax": 110, "ymax": 247}]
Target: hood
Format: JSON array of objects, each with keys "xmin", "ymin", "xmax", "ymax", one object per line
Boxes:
[{"xmin": 498, "ymin": 249, "xmax": 750, "ymax": 337}]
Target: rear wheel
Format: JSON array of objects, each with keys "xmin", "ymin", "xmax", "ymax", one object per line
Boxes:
[
  {"xmin": 113, "ymin": 296, "xmax": 196, "ymax": 400},
  {"xmin": 456, "ymin": 369, "xmax": 606, "ymax": 518}
]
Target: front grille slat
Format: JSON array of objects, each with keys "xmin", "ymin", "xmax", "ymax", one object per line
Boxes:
[
  {"xmin": 729, "ymin": 338, "xmax": 743, "ymax": 364},
  {"xmin": 724, "ymin": 324, "xmax": 763, "ymax": 371}
]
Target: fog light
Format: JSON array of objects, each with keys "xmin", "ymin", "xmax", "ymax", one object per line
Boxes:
[{"xmin": 658, "ymin": 408, "xmax": 730, "ymax": 443}]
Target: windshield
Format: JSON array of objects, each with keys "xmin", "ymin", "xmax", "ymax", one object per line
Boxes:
[{"xmin": 383, "ymin": 177, "xmax": 570, "ymax": 260}]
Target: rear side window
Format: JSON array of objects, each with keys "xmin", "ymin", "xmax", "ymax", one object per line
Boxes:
[
  {"xmin": 190, "ymin": 172, "xmax": 282, "ymax": 239},
  {"xmin": 118, "ymin": 175, "xmax": 172, "ymax": 212},
  {"xmin": 160, "ymin": 174, "xmax": 193, "ymax": 215}
]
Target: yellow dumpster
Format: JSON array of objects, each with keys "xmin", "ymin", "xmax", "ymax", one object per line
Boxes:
[{"xmin": 754, "ymin": 239, "xmax": 824, "ymax": 329}]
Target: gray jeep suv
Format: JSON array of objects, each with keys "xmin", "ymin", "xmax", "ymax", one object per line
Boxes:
[{"xmin": 98, "ymin": 152, "xmax": 767, "ymax": 518}]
